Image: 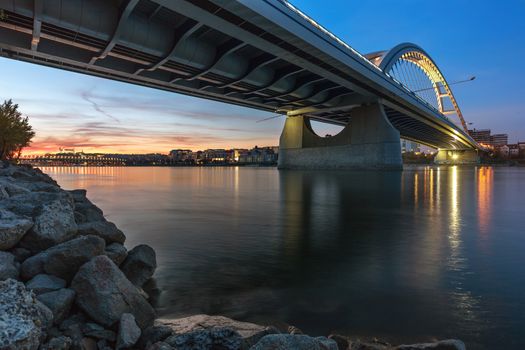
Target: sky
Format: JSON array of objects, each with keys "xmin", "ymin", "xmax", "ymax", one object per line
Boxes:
[{"xmin": 0, "ymin": 0, "xmax": 524, "ymax": 154}]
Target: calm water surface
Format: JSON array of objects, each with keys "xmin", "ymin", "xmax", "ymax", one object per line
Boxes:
[{"xmin": 41, "ymin": 166, "xmax": 525, "ymax": 349}]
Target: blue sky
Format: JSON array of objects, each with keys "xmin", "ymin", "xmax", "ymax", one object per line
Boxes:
[{"xmin": 0, "ymin": 0, "xmax": 523, "ymax": 153}]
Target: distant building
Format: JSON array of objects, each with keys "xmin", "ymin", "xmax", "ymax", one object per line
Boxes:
[
  {"xmin": 232, "ymin": 149, "xmax": 248, "ymax": 162},
  {"xmin": 202, "ymin": 149, "xmax": 229, "ymax": 163},
  {"xmin": 238, "ymin": 146, "xmax": 277, "ymax": 164},
  {"xmin": 496, "ymin": 145, "xmax": 510, "ymax": 158},
  {"xmin": 508, "ymin": 144, "xmax": 520, "ymax": 158},
  {"xmin": 169, "ymin": 149, "xmax": 193, "ymax": 162},
  {"xmin": 468, "ymin": 129, "xmax": 508, "ymax": 148},
  {"xmin": 519, "ymin": 142, "xmax": 525, "ymax": 158},
  {"xmin": 468, "ymin": 129, "xmax": 491, "ymax": 145},
  {"xmin": 490, "ymin": 134, "xmax": 508, "ymax": 146},
  {"xmin": 401, "ymin": 139, "xmax": 420, "ymax": 153}
]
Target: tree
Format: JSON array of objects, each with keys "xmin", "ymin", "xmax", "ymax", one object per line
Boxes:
[
  {"xmin": 0, "ymin": 10, "xmax": 6, "ymax": 21},
  {"xmin": 0, "ymin": 100, "xmax": 35, "ymax": 161}
]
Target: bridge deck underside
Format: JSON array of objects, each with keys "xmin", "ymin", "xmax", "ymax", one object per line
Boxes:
[
  {"xmin": 0, "ymin": 1, "xmax": 354, "ymax": 115},
  {"xmin": 0, "ymin": 0, "xmax": 474, "ymax": 150},
  {"xmin": 383, "ymin": 107, "xmax": 465, "ymax": 150}
]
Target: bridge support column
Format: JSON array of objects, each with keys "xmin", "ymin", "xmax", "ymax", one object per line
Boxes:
[
  {"xmin": 277, "ymin": 103, "xmax": 402, "ymax": 170},
  {"xmin": 434, "ymin": 149, "xmax": 479, "ymax": 165}
]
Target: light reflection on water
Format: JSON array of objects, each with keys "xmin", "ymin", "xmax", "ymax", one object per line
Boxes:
[{"xmin": 40, "ymin": 166, "xmax": 525, "ymax": 350}]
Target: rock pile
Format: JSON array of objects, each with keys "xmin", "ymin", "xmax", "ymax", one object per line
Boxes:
[{"xmin": 0, "ymin": 162, "xmax": 466, "ymax": 350}]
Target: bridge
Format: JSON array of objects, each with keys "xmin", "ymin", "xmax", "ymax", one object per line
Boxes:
[{"xmin": 0, "ymin": 0, "xmax": 483, "ymax": 169}]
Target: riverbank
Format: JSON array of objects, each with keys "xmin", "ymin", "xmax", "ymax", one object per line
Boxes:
[{"xmin": 1, "ymin": 162, "xmax": 466, "ymax": 350}]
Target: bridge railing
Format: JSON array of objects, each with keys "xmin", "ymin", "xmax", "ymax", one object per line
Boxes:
[{"xmin": 277, "ymin": 1, "xmax": 460, "ymax": 133}]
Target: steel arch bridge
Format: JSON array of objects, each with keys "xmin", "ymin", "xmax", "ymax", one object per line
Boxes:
[
  {"xmin": 0, "ymin": 0, "xmax": 482, "ymax": 158},
  {"xmin": 367, "ymin": 44, "xmax": 470, "ymax": 145}
]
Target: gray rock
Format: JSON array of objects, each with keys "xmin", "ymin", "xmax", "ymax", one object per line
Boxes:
[
  {"xmin": 20, "ymin": 195, "xmax": 78, "ymax": 252},
  {"xmin": 59, "ymin": 314, "xmax": 87, "ymax": 347},
  {"xmin": 23, "ymin": 181, "xmax": 61, "ymax": 193},
  {"xmin": 147, "ymin": 342, "xmax": 175, "ymax": 350},
  {"xmin": 158, "ymin": 315, "xmax": 278, "ymax": 349},
  {"xmin": 0, "ymin": 186, "xmax": 8, "ymax": 200},
  {"xmin": 79, "ymin": 337, "xmax": 98, "ymax": 350},
  {"xmin": 81, "ymin": 323, "xmax": 116, "ymax": 342},
  {"xmin": 26, "ymin": 273, "xmax": 66, "ymax": 294},
  {"xmin": 116, "ymin": 313, "xmax": 141, "ymax": 349},
  {"xmin": 74, "ymin": 211, "xmax": 87, "ymax": 224},
  {"xmin": 77, "ymin": 221, "xmax": 125, "ymax": 244},
  {"xmin": 0, "ymin": 279, "xmax": 50, "ymax": 350},
  {"xmin": 10, "ymin": 247, "xmax": 32, "ymax": 262},
  {"xmin": 0, "ymin": 251, "xmax": 19, "ymax": 280},
  {"xmin": 40, "ymin": 335, "xmax": 73, "ymax": 350},
  {"xmin": 21, "ymin": 235, "xmax": 106, "ymax": 281},
  {"xmin": 138, "ymin": 325, "xmax": 173, "ymax": 349},
  {"xmin": 0, "ymin": 208, "xmax": 33, "ymax": 250},
  {"xmin": 96, "ymin": 339, "xmax": 113, "ymax": 350},
  {"xmin": 0, "ymin": 177, "xmax": 31, "ymax": 197},
  {"xmin": 395, "ymin": 339, "xmax": 466, "ymax": 350},
  {"xmin": 71, "ymin": 255, "xmax": 156, "ymax": 329},
  {"xmin": 328, "ymin": 334, "xmax": 350, "ymax": 350},
  {"xmin": 59, "ymin": 313, "xmax": 87, "ymax": 332},
  {"xmin": 120, "ymin": 244, "xmax": 157, "ymax": 287},
  {"xmin": 35, "ymin": 299, "xmax": 55, "ymax": 330},
  {"xmin": 165, "ymin": 328, "xmax": 242, "ymax": 350},
  {"xmin": 37, "ymin": 288, "xmax": 76, "ymax": 325},
  {"xmin": 68, "ymin": 189, "xmax": 87, "ymax": 202},
  {"xmin": 19, "ymin": 252, "xmax": 47, "ymax": 281},
  {"xmin": 105, "ymin": 242, "xmax": 127, "ymax": 266},
  {"xmin": 74, "ymin": 200, "xmax": 105, "ymax": 223},
  {"xmin": 250, "ymin": 334, "xmax": 338, "ymax": 350}
]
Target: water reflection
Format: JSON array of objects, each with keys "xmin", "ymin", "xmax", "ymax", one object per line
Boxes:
[
  {"xmin": 39, "ymin": 166, "xmax": 525, "ymax": 349},
  {"xmin": 476, "ymin": 167, "xmax": 493, "ymax": 238}
]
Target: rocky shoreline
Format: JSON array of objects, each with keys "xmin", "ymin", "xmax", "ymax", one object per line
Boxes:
[{"xmin": 0, "ymin": 162, "xmax": 466, "ymax": 350}]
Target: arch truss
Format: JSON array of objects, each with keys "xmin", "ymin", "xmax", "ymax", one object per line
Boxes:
[{"xmin": 367, "ymin": 43, "xmax": 469, "ymax": 134}]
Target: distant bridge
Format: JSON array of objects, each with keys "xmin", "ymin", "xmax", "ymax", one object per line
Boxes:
[{"xmin": 0, "ymin": 0, "xmax": 482, "ymax": 168}]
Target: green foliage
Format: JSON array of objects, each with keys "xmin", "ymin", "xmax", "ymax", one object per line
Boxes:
[
  {"xmin": 0, "ymin": 9, "xmax": 6, "ymax": 21},
  {"xmin": 0, "ymin": 100, "xmax": 35, "ymax": 161}
]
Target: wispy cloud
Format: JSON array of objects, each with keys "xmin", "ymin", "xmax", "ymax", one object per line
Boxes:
[{"xmin": 80, "ymin": 89, "xmax": 120, "ymax": 123}]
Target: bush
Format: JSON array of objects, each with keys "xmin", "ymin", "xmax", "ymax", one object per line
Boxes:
[{"xmin": 0, "ymin": 100, "xmax": 35, "ymax": 161}]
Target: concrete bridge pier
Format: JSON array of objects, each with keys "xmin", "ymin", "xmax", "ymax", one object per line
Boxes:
[
  {"xmin": 434, "ymin": 149, "xmax": 480, "ymax": 165},
  {"xmin": 277, "ymin": 103, "xmax": 402, "ymax": 170}
]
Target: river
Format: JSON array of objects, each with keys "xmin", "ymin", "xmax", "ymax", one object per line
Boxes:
[{"xmin": 40, "ymin": 165, "xmax": 525, "ymax": 349}]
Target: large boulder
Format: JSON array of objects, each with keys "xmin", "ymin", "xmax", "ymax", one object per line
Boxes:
[
  {"xmin": 250, "ymin": 334, "xmax": 338, "ymax": 350},
  {"xmin": 81, "ymin": 323, "xmax": 116, "ymax": 342},
  {"xmin": 71, "ymin": 255, "xmax": 156, "ymax": 329},
  {"xmin": 116, "ymin": 313, "xmax": 141, "ymax": 350},
  {"xmin": 395, "ymin": 339, "xmax": 466, "ymax": 350},
  {"xmin": 120, "ymin": 244, "xmax": 157, "ymax": 287},
  {"xmin": 20, "ymin": 234, "xmax": 105, "ymax": 281},
  {"xmin": 26, "ymin": 273, "xmax": 66, "ymax": 295},
  {"xmin": 19, "ymin": 194, "xmax": 78, "ymax": 252},
  {"xmin": 165, "ymin": 328, "xmax": 242, "ymax": 350},
  {"xmin": 137, "ymin": 325, "xmax": 173, "ymax": 349},
  {"xmin": 37, "ymin": 288, "xmax": 76, "ymax": 325},
  {"xmin": 40, "ymin": 335, "xmax": 73, "ymax": 350},
  {"xmin": 73, "ymin": 197, "xmax": 105, "ymax": 223},
  {"xmin": 158, "ymin": 315, "xmax": 278, "ymax": 349},
  {"xmin": 0, "ymin": 177, "xmax": 31, "ymax": 197},
  {"xmin": 0, "ymin": 279, "xmax": 51, "ymax": 350},
  {"xmin": 0, "ymin": 251, "xmax": 19, "ymax": 280},
  {"xmin": 105, "ymin": 242, "xmax": 128, "ymax": 266},
  {"xmin": 77, "ymin": 221, "xmax": 125, "ymax": 244},
  {"xmin": 0, "ymin": 208, "xmax": 33, "ymax": 250}
]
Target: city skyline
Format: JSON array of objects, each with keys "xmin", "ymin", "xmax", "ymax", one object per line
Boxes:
[{"xmin": 1, "ymin": 0, "xmax": 524, "ymax": 154}]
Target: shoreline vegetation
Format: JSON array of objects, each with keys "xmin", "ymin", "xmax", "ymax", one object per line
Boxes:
[{"xmin": 0, "ymin": 161, "xmax": 467, "ymax": 349}]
